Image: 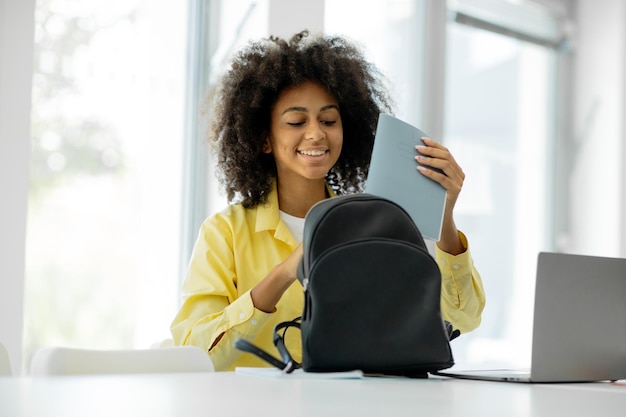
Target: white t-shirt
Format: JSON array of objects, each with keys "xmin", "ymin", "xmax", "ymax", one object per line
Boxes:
[{"xmin": 279, "ymin": 210, "xmax": 305, "ymax": 243}]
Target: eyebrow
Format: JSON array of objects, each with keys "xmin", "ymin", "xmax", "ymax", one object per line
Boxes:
[{"xmin": 281, "ymin": 104, "xmax": 339, "ymax": 115}]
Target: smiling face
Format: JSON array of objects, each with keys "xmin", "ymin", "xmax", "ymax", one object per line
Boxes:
[{"xmin": 265, "ymin": 81, "xmax": 343, "ymax": 187}]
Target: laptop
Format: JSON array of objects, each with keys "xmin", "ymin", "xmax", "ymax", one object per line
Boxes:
[
  {"xmin": 364, "ymin": 113, "xmax": 446, "ymax": 241},
  {"xmin": 435, "ymin": 252, "xmax": 626, "ymax": 383}
]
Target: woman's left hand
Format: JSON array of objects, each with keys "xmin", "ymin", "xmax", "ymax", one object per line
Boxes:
[
  {"xmin": 415, "ymin": 137, "xmax": 464, "ymax": 212},
  {"xmin": 415, "ymin": 137, "xmax": 466, "ymax": 254}
]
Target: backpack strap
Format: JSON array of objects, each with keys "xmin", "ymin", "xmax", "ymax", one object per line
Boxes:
[{"xmin": 234, "ymin": 317, "xmax": 302, "ymax": 373}]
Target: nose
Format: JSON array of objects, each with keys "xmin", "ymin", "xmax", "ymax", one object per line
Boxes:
[{"xmin": 305, "ymin": 121, "xmax": 325, "ymax": 141}]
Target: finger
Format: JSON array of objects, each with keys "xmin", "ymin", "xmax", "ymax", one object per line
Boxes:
[
  {"xmin": 419, "ymin": 137, "xmax": 453, "ymax": 156},
  {"xmin": 416, "ymin": 156, "xmax": 445, "ymax": 177},
  {"xmin": 417, "ymin": 164, "xmax": 450, "ymax": 185},
  {"xmin": 416, "ymin": 144, "xmax": 454, "ymax": 167},
  {"xmin": 416, "ymin": 144, "xmax": 464, "ymax": 179},
  {"xmin": 419, "ymin": 137, "xmax": 445, "ymax": 149},
  {"xmin": 417, "ymin": 163, "xmax": 463, "ymax": 196},
  {"xmin": 416, "ymin": 154, "xmax": 463, "ymax": 182}
]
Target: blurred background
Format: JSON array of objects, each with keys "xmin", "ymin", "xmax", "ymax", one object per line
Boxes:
[{"xmin": 1, "ymin": 0, "xmax": 624, "ymax": 374}]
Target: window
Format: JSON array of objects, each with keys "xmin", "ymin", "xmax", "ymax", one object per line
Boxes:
[
  {"xmin": 198, "ymin": 0, "xmax": 568, "ymax": 369},
  {"xmin": 443, "ymin": 20, "xmax": 557, "ymax": 368},
  {"xmin": 326, "ymin": 0, "xmax": 568, "ymax": 368},
  {"xmin": 324, "ymin": 0, "xmax": 426, "ymax": 125},
  {"xmin": 182, "ymin": 0, "xmax": 270, "ymax": 268},
  {"xmin": 24, "ymin": 0, "xmax": 188, "ymax": 363},
  {"xmin": 23, "ymin": 0, "xmax": 571, "ymax": 372}
]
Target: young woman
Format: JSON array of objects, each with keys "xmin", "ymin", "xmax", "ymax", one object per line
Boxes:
[{"xmin": 171, "ymin": 30, "xmax": 485, "ymax": 371}]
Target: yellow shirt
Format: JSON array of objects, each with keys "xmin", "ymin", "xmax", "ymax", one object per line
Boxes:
[{"xmin": 171, "ymin": 185, "xmax": 486, "ymax": 371}]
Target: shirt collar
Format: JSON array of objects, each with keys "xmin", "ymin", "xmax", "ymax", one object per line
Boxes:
[
  {"xmin": 256, "ymin": 182, "xmax": 281, "ymax": 233},
  {"xmin": 255, "ymin": 180, "xmax": 337, "ymax": 236}
]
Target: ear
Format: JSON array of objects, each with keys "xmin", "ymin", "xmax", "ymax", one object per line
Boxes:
[{"xmin": 262, "ymin": 137, "xmax": 272, "ymax": 154}]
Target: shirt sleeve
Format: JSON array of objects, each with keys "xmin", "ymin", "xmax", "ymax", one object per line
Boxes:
[
  {"xmin": 170, "ymin": 216, "xmax": 273, "ymax": 371},
  {"xmin": 435, "ymin": 230, "xmax": 486, "ymax": 334}
]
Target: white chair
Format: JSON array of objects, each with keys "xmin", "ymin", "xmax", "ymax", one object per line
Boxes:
[
  {"xmin": 0, "ymin": 342, "xmax": 12, "ymax": 376},
  {"xmin": 30, "ymin": 345, "xmax": 214, "ymax": 376}
]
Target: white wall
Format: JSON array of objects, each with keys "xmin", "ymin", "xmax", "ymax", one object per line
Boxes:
[
  {"xmin": 0, "ymin": 0, "xmax": 35, "ymax": 375},
  {"xmin": 569, "ymin": 0, "xmax": 625, "ymax": 257}
]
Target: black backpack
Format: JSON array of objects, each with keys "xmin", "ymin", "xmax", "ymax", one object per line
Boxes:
[
  {"xmin": 235, "ymin": 193, "xmax": 456, "ymax": 376},
  {"xmin": 295, "ymin": 193, "xmax": 455, "ymax": 376}
]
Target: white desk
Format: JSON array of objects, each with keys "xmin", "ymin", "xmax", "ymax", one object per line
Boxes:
[{"xmin": 1, "ymin": 372, "xmax": 624, "ymax": 417}]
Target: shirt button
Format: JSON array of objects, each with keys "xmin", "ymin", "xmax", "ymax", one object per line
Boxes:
[
  {"xmin": 453, "ymin": 264, "xmax": 460, "ymax": 270},
  {"xmin": 251, "ymin": 319, "xmax": 257, "ymax": 325},
  {"xmin": 239, "ymin": 312, "xmax": 245, "ymax": 319},
  {"xmin": 440, "ymin": 260, "xmax": 447, "ymax": 266}
]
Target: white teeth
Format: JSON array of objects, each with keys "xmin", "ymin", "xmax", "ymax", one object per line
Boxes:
[{"xmin": 299, "ymin": 150, "xmax": 326, "ymax": 156}]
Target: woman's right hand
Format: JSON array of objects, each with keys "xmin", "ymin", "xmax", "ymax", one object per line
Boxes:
[
  {"xmin": 250, "ymin": 244, "xmax": 303, "ymax": 313},
  {"xmin": 279, "ymin": 243, "xmax": 304, "ymax": 282}
]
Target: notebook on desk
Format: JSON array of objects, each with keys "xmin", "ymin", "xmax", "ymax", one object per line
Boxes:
[
  {"xmin": 435, "ymin": 252, "xmax": 626, "ymax": 383},
  {"xmin": 365, "ymin": 113, "xmax": 446, "ymax": 241}
]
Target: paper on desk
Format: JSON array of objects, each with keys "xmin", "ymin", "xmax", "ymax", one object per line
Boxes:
[{"xmin": 235, "ymin": 367, "xmax": 364, "ymax": 379}]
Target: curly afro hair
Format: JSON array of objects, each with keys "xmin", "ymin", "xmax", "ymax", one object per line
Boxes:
[{"xmin": 205, "ymin": 30, "xmax": 394, "ymax": 208}]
